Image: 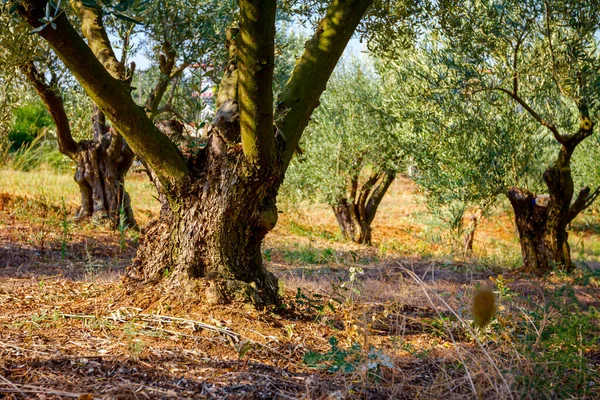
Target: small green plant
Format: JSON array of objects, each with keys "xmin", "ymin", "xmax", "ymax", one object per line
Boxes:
[
  {"xmin": 400, "ymin": 341, "xmax": 432, "ymax": 360},
  {"xmin": 490, "ymin": 274, "xmax": 514, "ymax": 302},
  {"xmin": 340, "ymin": 266, "xmax": 364, "ymax": 302},
  {"xmin": 263, "ymin": 248, "xmax": 272, "ymax": 262},
  {"xmin": 303, "ymin": 336, "xmax": 394, "ymax": 379},
  {"xmin": 294, "ymin": 287, "xmax": 345, "ymax": 318},
  {"xmin": 128, "ymin": 340, "xmax": 145, "ymax": 361}
]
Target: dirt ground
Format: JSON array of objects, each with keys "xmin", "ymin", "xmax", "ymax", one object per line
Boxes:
[{"xmin": 1, "ymin": 174, "xmax": 599, "ymax": 399}]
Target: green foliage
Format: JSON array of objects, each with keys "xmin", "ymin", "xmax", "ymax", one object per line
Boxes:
[
  {"xmin": 273, "ymin": 23, "xmax": 307, "ymax": 98},
  {"xmin": 294, "ymin": 287, "xmax": 342, "ymax": 317},
  {"xmin": 62, "ymin": 87, "xmax": 95, "ymax": 142},
  {"xmin": 383, "ymin": 47, "xmax": 550, "ymax": 208},
  {"xmin": 282, "ymin": 247, "xmax": 336, "ymax": 264},
  {"xmin": 8, "ymin": 102, "xmax": 53, "ymax": 150},
  {"xmin": 303, "ymin": 336, "xmax": 394, "ymax": 377},
  {"xmin": 8, "ymin": 138, "xmax": 70, "ymax": 172},
  {"xmin": 378, "ymin": 0, "xmax": 600, "ymax": 247}
]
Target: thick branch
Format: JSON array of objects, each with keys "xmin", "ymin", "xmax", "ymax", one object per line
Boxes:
[
  {"xmin": 494, "ymin": 87, "xmax": 565, "ymax": 143},
  {"xmin": 216, "ymin": 27, "xmax": 239, "ymax": 110},
  {"xmin": 365, "ymin": 170, "xmax": 396, "ymax": 225},
  {"xmin": 356, "ymin": 172, "xmax": 380, "ymax": 225},
  {"xmin": 347, "ymin": 174, "xmax": 359, "ymax": 204},
  {"xmin": 238, "ymin": 0, "xmax": 276, "ymax": 166},
  {"xmin": 146, "ymin": 56, "xmax": 188, "ymax": 119},
  {"xmin": 18, "ymin": 1, "xmax": 189, "ymax": 188},
  {"xmin": 275, "ymin": 0, "xmax": 373, "ymax": 169},
  {"xmin": 71, "ymin": 1, "xmax": 126, "ymax": 81},
  {"xmin": 568, "ymin": 186, "xmax": 600, "ymax": 222},
  {"xmin": 19, "ymin": 60, "xmax": 77, "ymax": 157}
]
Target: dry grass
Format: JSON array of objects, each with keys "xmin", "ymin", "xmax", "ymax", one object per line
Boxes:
[
  {"xmin": 0, "ymin": 168, "xmax": 160, "ymax": 226},
  {"xmin": 0, "ymin": 170, "xmax": 599, "ymax": 399}
]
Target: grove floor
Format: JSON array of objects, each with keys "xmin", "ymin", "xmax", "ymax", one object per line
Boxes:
[{"xmin": 0, "ymin": 170, "xmax": 599, "ymax": 399}]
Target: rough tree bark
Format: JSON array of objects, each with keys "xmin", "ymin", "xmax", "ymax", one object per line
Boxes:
[
  {"xmin": 19, "ymin": 0, "xmax": 374, "ymax": 306},
  {"xmin": 20, "ymin": 61, "xmax": 137, "ymax": 227},
  {"xmin": 507, "ymin": 115, "xmax": 599, "ymax": 274},
  {"xmin": 332, "ymin": 170, "xmax": 396, "ymax": 245}
]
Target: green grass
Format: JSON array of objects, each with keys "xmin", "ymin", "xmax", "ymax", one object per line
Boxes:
[{"xmin": 0, "ymin": 167, "xmax": 160, "ymax": 222}]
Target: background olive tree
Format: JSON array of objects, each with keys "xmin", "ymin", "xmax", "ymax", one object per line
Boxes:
[
  {"xmin": 380, "ymin": 0, "xmax": 600, "ymax": 273},
  {"xmin": 283, "ymin": 58, "xmax": 403, "ymax": 244},
  {"xmin": 381, "ymin": 46, "xmax": 550, "ymax": 256}
]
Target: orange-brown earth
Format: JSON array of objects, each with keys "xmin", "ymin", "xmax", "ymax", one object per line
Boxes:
[{"xmin": 1, "ymin": 175, "xmax": 599, "ymax": 399}]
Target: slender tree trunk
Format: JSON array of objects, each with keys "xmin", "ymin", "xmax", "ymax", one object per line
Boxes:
[
  {"xmin": 462, "ymin": 208, "xmax": 483, "ymax": 256},
  {"xmin": 73, "ymin": 107, "xmax": 136, "ymax": 227}
]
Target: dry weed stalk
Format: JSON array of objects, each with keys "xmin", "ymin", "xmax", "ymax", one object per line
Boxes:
[{"xmin": 398, "ymin": 262, "xmax": 514, "ymax": 400}]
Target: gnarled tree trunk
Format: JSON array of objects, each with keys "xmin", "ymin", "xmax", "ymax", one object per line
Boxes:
[
  {"xmin": 507, "ymin": 117, "xmax": 599, "ymax": 274},
  {"xmin": 332, "ymin": 170, "xmax": 395, "ymax": 245},
  {"xmin": 507, "ymin": 188, "xmax": 555, "ymax": 273},
  {"xmin": 19, "ymin": 0, "xmax": 374, "ymax": 307},
  {"xmin": 20, "ymin": 62, "xmax": 137, "ymax": 228},
  {"xmin": 127, "ymin": 112, "xmax": 280, "ymax": 306},
  {"xmin": 73, "ymin": 107, "xmax": 136, "ymax": 227}
]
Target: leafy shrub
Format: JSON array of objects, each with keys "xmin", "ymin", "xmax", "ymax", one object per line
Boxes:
[{"xmin": 8, "ymin": 102, "xmax": 53, "ymax": 150}]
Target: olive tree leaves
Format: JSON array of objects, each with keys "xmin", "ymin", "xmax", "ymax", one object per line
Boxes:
[{"xmin": 2, "ymin": 0, "xmax": 147, "ymax": 34}]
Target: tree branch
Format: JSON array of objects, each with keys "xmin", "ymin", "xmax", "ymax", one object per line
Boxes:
[
  {"xmin": 18, "ymin": 0, "xmax": 189, "ymax": 188},
  {"xmin": 568, "ymin": 186, "xmax": 600, "ymax": 222},
  {"xmin": 356, "ymin": 172, "xmax": 380, "ymax": 224},
  {"xmin": 71, "ymin": 1, "xmax": 126, "ymax": 81},
  {"xmin": 237, "ymin": 0, "xmax": 276, "ymax": 166},
  {"xmin": 365, "ymin": 170, "xmax": 396, "ymax": 225},
  {"xmin": 347, "ymin": 173, "xmax": 359, "ymax": 204},
  {"xmin": 19, "ymin": 60, "xmax": 77, "ymax": 158},
  {"xmin": 543, "ymin": 0, "xmax": 567, "ymax": 97},
  {"xmin": 216, "ymin": 27, "xmax": 239, "ymax": 110},
  {"xmin": 275, "ymin": 0, "xmax": 374, "ymax": 170},
  {"xmin": 494, "ymin": 87, "xmax": 566, "ymax": 144},
  {"xmin": 145, "ymin": 43, "xmax": 189, "ymax": 120}
]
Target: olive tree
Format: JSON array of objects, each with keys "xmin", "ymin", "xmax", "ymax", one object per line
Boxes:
[
  {"xmin": 283, "ymin": 59, "xmax": 401, "ymax": 244},
  {"xmin": 11, "ymin": 0, "xmax": 417, "ymax": 305},
  {"xmin": 384, "ymin": 0, "xmax": 600, "ymax": 273},
  {"xmin": 0, "ymin": 6, "xmax": 137, "ymax": 226},
  {"xmin": 384, "ymin": 47, "xmax": 550, "ymax": 254}
]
